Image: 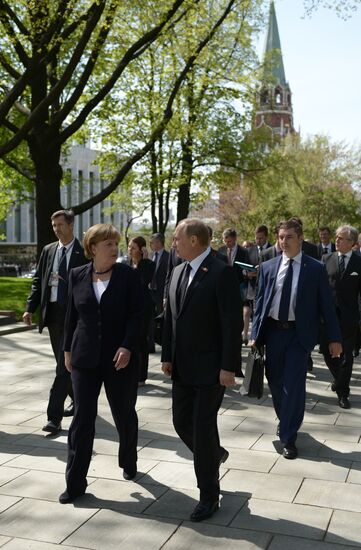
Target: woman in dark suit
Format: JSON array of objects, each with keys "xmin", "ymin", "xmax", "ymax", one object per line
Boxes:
[
  {"xmin": 59, "ymin": 224, "xmax": 143, "ymax": 504},
  {"xmin": 127, "ymin": 236, "xmax": 155, "ymax": 385}
]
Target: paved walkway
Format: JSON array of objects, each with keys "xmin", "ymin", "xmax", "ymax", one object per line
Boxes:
[{"xmin": 0, "ymin": 330, "xmax": 361, "ymax": 549}]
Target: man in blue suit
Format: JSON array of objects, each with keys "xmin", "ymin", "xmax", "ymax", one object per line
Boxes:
[{"xmin": 251, "ymin": 219, "xmax": 342, "ymax": 459}]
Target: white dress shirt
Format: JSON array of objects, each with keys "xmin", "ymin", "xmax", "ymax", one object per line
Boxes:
[
  {"xmin": 186, "ymin": 247, "xmax": 211, "ymax": 287},
  {"xmin": 337, "ymin": 250, "xmax": 352, "ymax": 269},
  {"xmin": 50, "ymin": 239, "xmax": 75, "ymax": 302},
  {"xmin": 269, "ymin": 251, "xmax": 302, "ymax": 321}
]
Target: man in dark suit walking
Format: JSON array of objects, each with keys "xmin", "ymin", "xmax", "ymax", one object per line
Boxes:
[
  {"xmin": 218, "ymin": 227, "xmax": 249, "ymax": 283},
  {"xmin": 23, "ymin": 210, "xmax": 87, "ymax": 434},
  {"xmin": 149, "ymin": 233, "xmax": 170, "ymax": 315},
  {"xmin": 251, "ymin": 219, "xmax": 342, "ymax": 459},
  {"xmin": 162, "ymin": 219, "xmax": 241, "ymax": 522},
  {"xmin": 321, "ymin": 225, "xmax": 361, "ymax": 409},
  {"xmin": 317, "ymin": 226, "xmax": 336, "ymax": 259}
]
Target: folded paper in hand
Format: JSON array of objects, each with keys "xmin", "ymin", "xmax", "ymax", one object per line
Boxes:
[
  {"xmin": 240, "ymin": 347, "xmax": 265, "ymax": 399},
  {"xmin": 234, "ymin": 261, "xmax": 258, "ymax": 272}
]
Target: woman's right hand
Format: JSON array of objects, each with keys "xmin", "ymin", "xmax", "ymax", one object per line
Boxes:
[{"xmin": 64, "ymin": 351, "xmax": 72, "ymax": 372}]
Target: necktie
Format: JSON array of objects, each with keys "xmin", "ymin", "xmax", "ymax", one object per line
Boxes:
[
  {"xmin": 57, "ymin": 247, "xmax": 68, "ymax": 305},
  {"xmin": 227, "ymin": 248, "xmax": 232, "ymax": 265},
  {"xmin": 322, "ymin": 247, "xmax": 328, "ymax": 255},
  {"xmin": 176, "ymin": 263, "xmax": 192, "ymax": 311},
  {"xmin": 278, "ymin": 259, "xmax": 294, "ymax": 323},
  {"xmin": 339, "ymin": 254, "xmax": 346, "ymax": 276},
  {"xmin": 150, "ymin": 251, "xmax": 158, "ymax": 290}
]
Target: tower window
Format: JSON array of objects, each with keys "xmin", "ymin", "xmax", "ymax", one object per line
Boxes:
[
  {"xmin": 260, "ymin": 89, "xmax": 269, "ymax": 104},
  {"xmin": 275, "ymin": 88, "xmax": 283, "ymax": 105}
]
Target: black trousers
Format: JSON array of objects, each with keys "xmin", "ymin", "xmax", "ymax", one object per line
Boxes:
[
  {"xmin": 46, "ymin": 303, "xmax": 73, "ymax": 424},
  {"xmin": 65, "ymin": 362, "xmax": 138, "ymax": 494},
  {"xmin": 172, "ymin": 381, "xmax": 225, "ymax": 501},
  {"xmin": 322, "ymin": 333, "xmax": 355, "ymax": 398},
  {"xmin": 138, "ymin": 305, "xmax": 154, "ymax": 382}
]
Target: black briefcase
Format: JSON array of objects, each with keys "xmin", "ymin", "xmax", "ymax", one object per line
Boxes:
[{"xmin": 240, "ymin": 347, "xmax": 265, "ymax": 399}]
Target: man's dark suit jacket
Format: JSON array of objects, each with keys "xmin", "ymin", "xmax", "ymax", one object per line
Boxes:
[
  {"xmin": 164, "ymin": 247, "xmax": 183, "ymax": 301},
  {"xmin": 317, "ymin": 242, "xmax": 336, "ymax": 259},
  {"xmin": 162, "ymin": 253, "xmax": 241, "ymax": 385},
  {"xmin": 252, "ymin": 253, "xmax": 341, "ymax": 352},
  {"xmin": 26, "ymin": 239, "xmax": 86, "ymax": 332},
  {"xmin": 260, "ymin": 245, "xmax": 280, "ymax": 262},
  {"xmin": 218, "ymin": 244, "xmax": 249, "ymax": 284},
  {"xmin": 322, "ymin": 251, "xmax": 361, "ymax": 338},
  {"xmin": 63, "ymin": 263, "xmax": 144, "ymax": 370},
  {"xmin": 302, "ymin": 240, "xmax": 318, "ymax": 259},
  {"xmin": 150, "ymin": 250, "xmax": 169, "ymax": 306}
]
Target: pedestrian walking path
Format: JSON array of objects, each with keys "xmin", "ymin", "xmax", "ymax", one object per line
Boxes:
[{"xmin": 0, "ymin": 330, "xmax": 361, "ymax": 549}]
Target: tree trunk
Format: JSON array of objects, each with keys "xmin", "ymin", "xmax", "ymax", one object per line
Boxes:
[{"xmin": 28, "ymin": 132, "xmax": 63, "ymax": 259}]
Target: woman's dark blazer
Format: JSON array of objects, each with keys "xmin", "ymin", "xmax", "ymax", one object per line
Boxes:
[
  {"xmin": 63, "ymin": 262, "xmax": 144, "ymax": 370},
  {"xmin": 136, "ymin": 258, "xmax": 156, "ymax": 312}
]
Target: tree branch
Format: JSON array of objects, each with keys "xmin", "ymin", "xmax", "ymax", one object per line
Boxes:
[
  {"xmin": 0, "ymin": 0, "xmax": 29, "ymax": 66},
  {"xmin": 56, "ymin": 0, "xmax": 187, "ymax": 144},
  {"xmin": 0, "ymin": 0, "xmax": 106, "ymax": 157},
  {"xmin": 51, "ymin": 0, "xmax": 118, "ymax": 129},
  {"xmin": 70, "ymin": 0, "xmax": 237, "ymax": 214},
  {"xmin": 2, "ymin": 155, "xmax": 35, "ymax": 182},
  {"xmin": 0, "ymin": 52, "xmax": 21, "ymax": 79}
]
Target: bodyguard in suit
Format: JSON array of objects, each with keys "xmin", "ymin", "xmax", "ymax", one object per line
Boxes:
[
  {"xmin": 317, "ymin": 226, "xmax": 336, "ymax": 259},
  {"xmin": 251, "ymin": 219, "xmax": 342, "ymax": 459},
  {"xmin": 321, "ymin": 225, "xmax": 361, "ymax": 408},
  {"xmin": 162, "ymin": 219, "xmax": 241, "ymax": 522},
  {"xmin": 23, "ymin": 210, "xmax": 87, "ymax": 434}
]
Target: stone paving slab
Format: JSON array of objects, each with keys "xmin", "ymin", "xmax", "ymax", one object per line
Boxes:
[
  {"xmin": 162, "ymin": 522, "xmax": 271, "ymax": 549},
  {"xmin": 268, "ymin": 535, "xmax": 361, "ymax": 550},
  {"xmin": 230, "ymin": 498, "xmax": 332, "ymax": 540},
  {"xmin": 295, "ymin": 478, "xmax": 361, "ymax": 512},
  {"xmin": 270, "ymin": 455, "xmax": 351, "ymax": 482},
  {"xmin": 221, "ymin": 469, "xmax": 302, "ymax": 502},
  {"xmin": 0, "ymin": 498, "xmax": 97, "ymax": 543},
  {"xmin": 1, "ymin": 331, "xmax": 361, "ymax": 548},
  {"xmin": 326, "ymin": 509, "xmax": 361, "ymax": 547},
  {"xmin": 64, "ymin": 509, "xmax": 179, "ymax": 550},
  {"xmin": 0, "ymin": 540, "xmax": 88, "ymax": 550}
]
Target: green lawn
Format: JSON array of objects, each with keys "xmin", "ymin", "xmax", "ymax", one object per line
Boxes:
[{"xmin": 0, "ymin": 277, "xmax": 37, "ymax": 321}]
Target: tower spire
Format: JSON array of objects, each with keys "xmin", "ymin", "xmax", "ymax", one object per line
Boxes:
[
  {"xmin": 254, "ymin": 0, "xmax": 295, "ymax": 139},
  {"xmin": 264, "ymin": 0, "xmax": 286, "ymax": 86}
]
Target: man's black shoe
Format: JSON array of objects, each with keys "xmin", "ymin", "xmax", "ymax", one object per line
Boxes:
[
  {"xmin": 283, "ymin": 442, "xmax": 298, "ymax": 460},
  {"xmin": 42, "ymin": 421, "xmax": 61, "ymax": 434},
  {"xmin": 123, "ymin": 467, "xmax": 137, "ymax": 480},
  {"xmin": 63, "ymin": 402, "xmax": 74, "ymax": 417},
  {"xmin": 190, "ymin": 499, "xmax": 219, "ymax": 522},
  {"xmin": 331, "ymin": 382, "xmax": 336, "ymax": 392},
  {"xmin": 276, "ymin": 423, "xmax": 280, "ymax": 436},
  {"xmin": 59, "ymin": 488, "xmax": 85, "ymax": 504},
  {"xmin": 219, "ymin": 449, "xmax": 229, "ymax": 466},
  {"xmin": 338, "ymin": 396, "xmax": 351, "ymax": 409}
]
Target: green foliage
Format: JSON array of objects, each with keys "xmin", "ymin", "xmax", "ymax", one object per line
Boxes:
[
  {"xmin": 218, "ymin": 134, "xmax": 361, "ymax": 240},
  {"xmin": 93, "ymin": 0, "xmax": 264, "ymax": 232}
]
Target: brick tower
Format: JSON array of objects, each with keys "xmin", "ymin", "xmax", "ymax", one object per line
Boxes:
[{"xmin": 255, "ymin": 0, "xmax": 295, "ymax": 138}]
